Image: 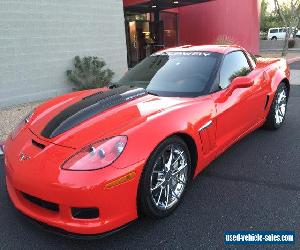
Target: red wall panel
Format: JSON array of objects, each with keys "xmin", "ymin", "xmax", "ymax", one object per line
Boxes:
[
  {"xmin": 123, "ymin": 0, "xmax": 260, "ymax": 53},
  {"xmin": 123, "ymin": 0, "xmax": 148, "ymax": 7},
  {"xmin": 177, "ymin": 0, "xmax": 260, "ymax": 53}
]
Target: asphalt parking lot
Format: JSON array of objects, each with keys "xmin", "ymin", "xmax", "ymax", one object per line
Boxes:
[{"xmin": 1, "ymin": 77, "xmax": 300, "ymax": 249}]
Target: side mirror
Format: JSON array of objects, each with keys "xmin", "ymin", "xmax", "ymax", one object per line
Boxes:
[
  {"xmin": 230, "ymin": 76, "xmax": 254, "ymax": 90},
  {"xmin": 219, "ymin": 76, "xmax": 254, "ymax": 102}
]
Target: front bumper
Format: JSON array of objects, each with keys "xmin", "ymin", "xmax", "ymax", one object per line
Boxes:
[
  {"xmin": 4, "ymin": 133, "xmax": 145, "ymax": 235},
  {"xmin": 5, "ymin": 160, "xmax": 144, "ymax": 235},
  {"xmin": 16, "ymin": 207, "xmax": 135, "ymax": 240}
]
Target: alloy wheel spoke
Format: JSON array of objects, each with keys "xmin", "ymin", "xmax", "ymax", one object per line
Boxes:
[
  {"xmin": 170, "ymin": 187, "xmax": 180, "ymax": 200},
  {"xmin": 172, "ymin": 163, "xmax": 187, "ymax": 176},
  {"xmin": 151, "ymin": 180, "xmax": 165, "ymax": 191},
  {"xmin": 165, "ymin": 185, "xmax": 170, "ymax": 209},
  {"xmin": 278, "ymin": 108, "xmax": 284, "ymax": 117},
  {"xmin": 278, "ymin": 91, "xmax": 286, "ymax": 102},
  {"xmin": 151, "ymin": 144, "xmax": 188, "ymax": 210},
  {"xmin": 165, "ymin": 147, "xmax": 173, "ymax": 171},
  {"xmin": 156, "ymin": 186, "xmax": 164, "ymax": 206},
  {"xmin": 275, "ymin": 89, "xmax": 287, "ymax": 125},
  {"xmin": 153, "ymin": 170, "xmax": 164, "ymax": 174},
  {"xmin": 276, "ymin": 110, "xmax": 283, "ymax": 123},
  {"xmin": 173, "ymin": 176, "xmax": 186, "ymax": 185},
  {"xmin": 171, "ymin": 151, "xmax": 184, "ymax": 169},
  {"xmin": 280, "ymin": 104, "xmax": 286, "ymax": 115}
]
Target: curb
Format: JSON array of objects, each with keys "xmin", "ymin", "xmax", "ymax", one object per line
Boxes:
[{"xmin": 287, "ymin": 57, "xmax": 300, "ymax": 64}]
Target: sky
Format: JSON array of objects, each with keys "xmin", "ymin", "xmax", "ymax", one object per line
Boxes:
[{"xmin": 266, "ymin": 0, "xmax": 288, "ymax": 11}]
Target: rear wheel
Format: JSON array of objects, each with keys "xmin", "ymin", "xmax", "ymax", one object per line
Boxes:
[
  {"xmin": 138, "ymin": 136, "xmax": 191, "ymax": 218},
  {"xmin": 271, "ymin": 36, "xmax": 277, "ymax": 40},
  {"xmin": 264, "ymin": 82, "xmax": 288, "ymax": 129}
]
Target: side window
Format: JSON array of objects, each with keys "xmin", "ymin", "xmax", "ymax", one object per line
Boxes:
[
  {"xmin": 279, "ymin": 28, "xmax": 283, "ymax": 33},
  {"xmin": 270, "ymin": 29, "xmax": 278, "ymax": 33},
  {"xmin": 219, "ymin": 51, "xmax": 251, "ymax": 89}
]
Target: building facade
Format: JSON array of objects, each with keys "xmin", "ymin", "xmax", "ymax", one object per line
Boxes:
[
  {"xmin": 124, "ymin": 0, "xmax": 260, "ymax": 67},
  {"xmin": 0, "ymin": 0, "xmax": 128, "ymax": 107},
  {"xmin": 0, "ymin": 0, "xmax": 260, "ymax": 107}
]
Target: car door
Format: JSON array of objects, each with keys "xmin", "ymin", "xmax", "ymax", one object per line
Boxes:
[
  {"xmin": 211, "ymin": 51, "xmax": 265, "ymax": 152},
  {"xmin": 279, "ymin": 28, "xmax": 285, "ymax": 39}
]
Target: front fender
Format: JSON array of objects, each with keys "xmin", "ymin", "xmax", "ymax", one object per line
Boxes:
[{"xmin": 115, "ymin": 95, "xmax": 216, "ymax": 177}]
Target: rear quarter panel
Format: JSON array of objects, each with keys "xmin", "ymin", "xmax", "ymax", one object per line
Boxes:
[{"xmin": 256, "ymin": 58, "xmax": 290, "ymax": 115}]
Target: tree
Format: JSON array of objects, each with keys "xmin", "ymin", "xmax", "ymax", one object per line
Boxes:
[
  {"xmin": 260, "ymin": 0, "xmax": 285, "ymax": 33},
  {"xmin": 261, "ymin": 0, "xmax": 269, "ymax": 32},
  {"xmin": 274, "ymin": 0, "xmax": 300, "ymax": 56}
]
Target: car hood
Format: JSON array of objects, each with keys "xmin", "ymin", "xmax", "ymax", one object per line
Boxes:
[{"xmin": 28, "ymin": 87, "xmax": 190, "ymax": 149}]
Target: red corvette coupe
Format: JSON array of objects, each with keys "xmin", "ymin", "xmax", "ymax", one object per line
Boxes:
[{"xmin": 3, "ymin": 45, "xmax": 290, "ymax": 237}]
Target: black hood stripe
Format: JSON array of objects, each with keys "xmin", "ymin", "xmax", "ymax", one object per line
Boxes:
[{"xmin": 41, "ymin": 87, "xmax": 147, "ymax": 138}]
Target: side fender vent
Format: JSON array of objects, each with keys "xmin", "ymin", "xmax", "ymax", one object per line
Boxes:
[
  {"xmin": 32, "ymin": 140, "xmax": 45, "ymax": 149},
  {"xmin": 264, "ymin": 95, "xmax": 270, "ymax": 109}
]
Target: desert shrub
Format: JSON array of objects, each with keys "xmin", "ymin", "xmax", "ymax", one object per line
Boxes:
[
  {"xmin": 215, "ymin": 35, "xmax": 235, "ymax": 45},
  {"xmin": 260, "ymin": 32, "xmax": 268, "ymax": 40},
  {"xmin": 250, "ymin": 53, "xmax": 258, "ymax": 63},
  {"xmin": 288, "ymin": 38, "xmax": 295, "ymax": 48},
  {"xmin": 66, "ymin": 56, "xmax": 114, "ymax": 90},
  {"xmin": 229, "ymin": 67, "xmax": 252, "ymax": 82}
]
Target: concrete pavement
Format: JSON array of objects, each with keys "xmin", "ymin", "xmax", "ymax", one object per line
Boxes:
[{"xmin": 290, "ymin": 60, "xmax": 300, "ymax": 86}]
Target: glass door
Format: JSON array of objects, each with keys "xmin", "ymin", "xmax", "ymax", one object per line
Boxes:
[{"xmin": 125, "ymin": 12, "xmax": 178, "ymax": 67}]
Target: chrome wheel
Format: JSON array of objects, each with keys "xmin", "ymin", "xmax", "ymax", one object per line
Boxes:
[
  {"xmin": 275, "ymin": 89, "xmax": 287, "ymax": 125},
  {"xmin": 150, "ymin": 144, "xmax": 188, "ymax": 210}
]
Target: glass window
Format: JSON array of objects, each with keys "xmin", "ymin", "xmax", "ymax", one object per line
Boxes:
[
  {"xmin": 160, "ymin": 12, "xmax": 178, "ymax": 48},
  {"xmin": 117, "ymin": 52, "xmax": 222, "ymax": 97},
  {"xmin": 279, "ymin": 28, "xmax": 283, "ymax": 32},
  {"xmin": 270, "ymin": 29, "xmax": 278, "ymax": 33},
  {"xmin": 219, "ymin": 51, "xmax": 251, "ymax": 89}
]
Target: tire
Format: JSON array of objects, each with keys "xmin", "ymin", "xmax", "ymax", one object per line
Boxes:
[
  {"xmin": 271, "ymin": 36, "xmax": 277, "ymax": 40},
  {"xmin": 264, "ymin": 82, "xmax": 288, "ymax": 130},
  {"xmin": 138, "ymin": 136, "xmax": 192, "ymax": 218}
]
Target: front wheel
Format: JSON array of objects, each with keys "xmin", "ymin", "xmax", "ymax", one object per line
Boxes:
[
  {"xmin": 264, "ymin": 82, "xmax": 288, "ymax": 129},
  {"xmin": 138, "ymin": 136, "xmax": 192, "ymax": 218}
]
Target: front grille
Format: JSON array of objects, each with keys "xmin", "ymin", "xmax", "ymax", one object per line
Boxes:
[{"xmin": 21, "ymin": 192, "xmax": 59, "ymax": 212}]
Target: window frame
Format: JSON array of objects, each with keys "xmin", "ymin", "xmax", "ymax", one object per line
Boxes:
[{"xmin": 210, "ymin": 50, "xmax": 253, "ymax": 93}]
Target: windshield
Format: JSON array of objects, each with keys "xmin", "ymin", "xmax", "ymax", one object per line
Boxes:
[{"xmin": 117, "ymin": 51, "xmax": 222, "ymax": 97}]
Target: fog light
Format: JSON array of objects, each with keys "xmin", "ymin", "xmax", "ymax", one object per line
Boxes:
[{"xmin": 71, "ymin": 207, "xmax": 99, "ymax": 219}]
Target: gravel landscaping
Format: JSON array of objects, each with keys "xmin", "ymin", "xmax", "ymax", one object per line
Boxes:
[
  {"xmin": 0, "ymin": 101, "xmax": 41, "ymax": 141},
  {"xmin": 259, "ymin": 51, "xmax": 300, "ymax": 59}
]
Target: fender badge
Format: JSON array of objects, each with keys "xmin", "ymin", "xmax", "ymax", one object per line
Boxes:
[{"xmin": 19, "ymin": 152, "xmax": 31, "ymax": 161}]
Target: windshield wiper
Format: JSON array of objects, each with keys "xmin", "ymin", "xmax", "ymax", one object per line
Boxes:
[
  {"xmin": 108, "ymin": 83, "xmax": 121, "ymax": 89},
  {"xmin": 146, "ymin": 90, "xmax": 159, "ymax": 96}
]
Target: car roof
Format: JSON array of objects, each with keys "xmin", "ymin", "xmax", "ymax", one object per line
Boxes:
[{"xmin": 159, "ymin": 44, "xmax": 245, "ymax": 55}]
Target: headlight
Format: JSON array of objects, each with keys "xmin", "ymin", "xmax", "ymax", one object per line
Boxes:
[
  {"xmin": 11, "ymin": 109, "xmax": 35, "ymax": 139},
  {"xmin": 61, "ymin": 136, "xmax": 127, "ymax": 171},
  {"xmin": 24, "ymin": 110, "xmax": 34, "ymax": 124}
]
